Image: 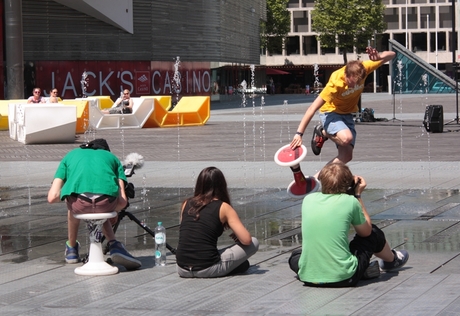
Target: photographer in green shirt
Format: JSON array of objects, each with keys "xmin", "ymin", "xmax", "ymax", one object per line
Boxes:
[{"xmin": 47, "ymin": 139, "xmax": 141, "ymax": 270}]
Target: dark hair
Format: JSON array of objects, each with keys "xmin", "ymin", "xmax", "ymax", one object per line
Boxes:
[
  {"xmin": 186, "ymin": 167, "xmax": 231, "ymax": 220},
  {"xmin": 318, "ymin": 162, "xmax": 354, "ymax": 194},
  {"xmin": 80, "ymin": 138, "xmax": 111, "ymax": 152}
]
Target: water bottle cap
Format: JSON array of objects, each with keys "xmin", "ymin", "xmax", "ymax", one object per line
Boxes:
[{"xmin": 158, "ymin": 222, "xmax": 162, "ymax": 226}]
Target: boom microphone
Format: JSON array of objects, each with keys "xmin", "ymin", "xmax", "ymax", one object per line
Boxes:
[{"xmin": 123, "ymin": 153, "xmax": 144, "ymax": 177}]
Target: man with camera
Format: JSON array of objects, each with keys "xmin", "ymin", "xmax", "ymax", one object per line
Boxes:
[
  {"xmin": 288, "ymin": 162, "xmax": 408, "ymax": 287},
  {"xmin": 47, "ymin": 139, "xmax": 141, "ymax": 270}
]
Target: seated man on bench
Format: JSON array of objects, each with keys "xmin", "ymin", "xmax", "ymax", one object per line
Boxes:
[
  {"xmin": 47, "ymin": 138, "xmax": 142, "ymax": 270},
  {"xmin": 102, "ymin": 89, "xmax": 133, "ymax": 114}
]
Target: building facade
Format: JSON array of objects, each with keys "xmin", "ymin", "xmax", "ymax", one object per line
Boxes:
[
  {"xmin": 261, "ymin": 0, "xmax": 457, "ymax": 94},
  {"xmin": 2, "ymin": 0, "xmax": 457, "ymax": 99},
  {"xmin": 2, "ymin": 0, "xmax": 266, "ymax": 100},
  {"xmin": 264, "ymin": 0, "xmax": 455, "ymax": 69}
]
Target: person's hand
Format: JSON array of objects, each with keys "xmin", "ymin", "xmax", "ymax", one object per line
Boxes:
[
  {"xmin": 290, "ymin": 134, "xmax": 302, "ymax": 149},
  {"xmin": 366, "ymin": 46, "xmax": 380, "ymax": 61},
  {"xmin": 353, "ymin": 175, "xmax": 367, "ymax": 196}
]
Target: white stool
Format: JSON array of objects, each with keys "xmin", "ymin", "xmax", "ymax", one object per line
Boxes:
[{"xmin": 73, "ymin": 212, "xmax": 119, "ymax": 276}]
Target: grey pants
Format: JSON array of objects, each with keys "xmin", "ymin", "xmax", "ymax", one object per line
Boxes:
[{"xmin": 177, "ymin": 237, "xmax": 259, "ymax": 278}]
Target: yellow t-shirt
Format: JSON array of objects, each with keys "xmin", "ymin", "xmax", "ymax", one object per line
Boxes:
[{"xmin": 319, "ymin": 60, "xmax": 383, "ymax": 114}]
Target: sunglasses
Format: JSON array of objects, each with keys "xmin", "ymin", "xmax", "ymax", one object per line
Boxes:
[
  {"xmin": 34, "ymin": 91, "xmax": 41, "ymax": 94},
  {"xmin": 52, "ymin": 91, "xmax": 58, "ymax": 94}
]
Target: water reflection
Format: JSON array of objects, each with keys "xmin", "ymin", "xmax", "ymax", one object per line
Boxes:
[{"xmin": 1, "ymin": 187, "xmax": 460, "ymax": 263}]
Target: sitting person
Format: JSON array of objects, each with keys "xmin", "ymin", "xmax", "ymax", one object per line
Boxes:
[
  {"xmin": 27, "ymin": 87, "xmax": 46, "ymax": 104},
  {"xmin": 176, "ymin": 166, "xmax": 259, "ymax": 277},
  {"xmin": 102, "ymin": 89, "xmax": 133, "ymax": 114},
  {"xmin": 48, "ymin": 88, "xmax": 59, "ymax": 103},
  {"xmin": 47, "ymin": 138, "xmax": 141, "ymax": 270},
  {"xmin": 289, "ymin": 162, "xmax": 409, "ymax": 287}
]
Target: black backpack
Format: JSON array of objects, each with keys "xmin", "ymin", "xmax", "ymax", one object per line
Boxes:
[{"xmin": 361, "ymin": 108, "xmax": 376, "ymax": 122}]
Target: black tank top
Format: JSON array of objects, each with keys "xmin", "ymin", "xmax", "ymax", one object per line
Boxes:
[{"xmin": 176, "ymin": 200, "xmax": 224, "ymax": 269}]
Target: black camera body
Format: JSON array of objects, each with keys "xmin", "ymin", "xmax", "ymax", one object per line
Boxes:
[
  {"xmin": 123, "ymin": 165, "xmax": 136, "ymax": 199},
  {"xmin": 346, "ymin": 179, "xmax": 360, "ymax": 196}
]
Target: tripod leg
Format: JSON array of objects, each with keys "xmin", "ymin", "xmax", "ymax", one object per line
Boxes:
[
  {"xmin": 390, "ymin": 89, "xmax": 404, "ymax": 122},
  {"xmin": 123, "ymin": 211, "xmax": 177, "ymax": 254},
  {"xmin": 104, "ymin": 204, "xmax": 177, "ymax": 255}
]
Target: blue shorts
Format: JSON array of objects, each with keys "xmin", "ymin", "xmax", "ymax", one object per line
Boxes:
[{"xmin": 319, "ymin": 112, "xmax": 356, "ymax": 147}]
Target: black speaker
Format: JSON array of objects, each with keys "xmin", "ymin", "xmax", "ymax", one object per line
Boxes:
[{"xmin": 423, "ymin": 105, "xmax": 443, "ymax": 133}]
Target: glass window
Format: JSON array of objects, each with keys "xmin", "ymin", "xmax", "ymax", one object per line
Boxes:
[
  {"xmin": 303, "ymin": 36, "xmax": 318, "ymax": 55},
  {"xmin": 286, "ymin": 36, "xmax": 300, "ymax": 55},
  {"xmin": 293, "ymin": 11, "xmax": 308, "ymax": 32},
  {"xmin": 385, "ymin": 8, "xmax": 399, "ymax": 30},
  {"xmin": 391, "ymin": 43, "xmax": 455, "ymax": 94}
]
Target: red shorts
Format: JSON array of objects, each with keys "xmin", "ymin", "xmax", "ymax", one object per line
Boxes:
[{"xmin": 65, "ymin": 194, "xmax": 118, "ymax": 214}]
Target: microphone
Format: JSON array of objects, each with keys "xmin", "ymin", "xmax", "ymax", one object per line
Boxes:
[{"xmin": 123, "ymin": 153, "xmax": 144, "ymax": 177}]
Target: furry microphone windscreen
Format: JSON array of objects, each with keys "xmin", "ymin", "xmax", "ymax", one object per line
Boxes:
[{"xmin": 124, "ymin": 153, "xmax": 145, "ymax": 169}]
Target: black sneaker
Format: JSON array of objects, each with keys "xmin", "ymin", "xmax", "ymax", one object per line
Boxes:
[
  {"xmin": 311, "ymin": 125, "xmax": 327, "ymax": 156},
  {"xmin": 362, "ymin": 260, "xmax": 380, "ymax": 280},
  {"xmin": 379, "ymin": 249, "xmax": 409, "ymax": 272}
]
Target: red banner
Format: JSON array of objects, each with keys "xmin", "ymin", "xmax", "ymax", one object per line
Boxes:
[{"xmin": 33, "ymin": 60, "xmax": 211, "ymax": 100}]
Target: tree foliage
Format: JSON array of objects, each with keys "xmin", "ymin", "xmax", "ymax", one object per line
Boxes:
[
  {"xmin": 311, "ymin": 0, "xmax": 386, "ymax": 63},
  {"xmin": 260, "ymin": 0, "xmax": 291, "ymax": 54}
]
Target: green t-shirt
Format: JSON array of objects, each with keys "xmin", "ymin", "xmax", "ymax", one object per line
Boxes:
[
  {"xmin": 54, "ymin": 148, "xmax": 127, "ymax": 200},
  {"xmin": 297, "ymin": 192, "xmax": 366, "ymax": 284}
]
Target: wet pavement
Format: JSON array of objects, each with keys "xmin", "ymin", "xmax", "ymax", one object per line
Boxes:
[{"xmin": 1, "ymin": 93, "xmax": 460, "ymax": 315}]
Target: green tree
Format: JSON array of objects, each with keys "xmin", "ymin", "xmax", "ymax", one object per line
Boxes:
[
  {"xmin": 260, "ymin": 0, "xmax": 291, "ymax": 54},
  {"xmin": 311, "ymin": 0, "xmax": 386, "ymax": 64}
]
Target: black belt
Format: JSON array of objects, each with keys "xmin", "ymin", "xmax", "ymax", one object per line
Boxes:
[{"xmin": 71, "ymin": 193, "xmax": 116, "ymax": 203}]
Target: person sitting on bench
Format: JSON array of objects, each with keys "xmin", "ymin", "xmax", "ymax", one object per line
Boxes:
[{"xmin": 102, "ymin": 89, "xmax": 133, "ymax": 114}]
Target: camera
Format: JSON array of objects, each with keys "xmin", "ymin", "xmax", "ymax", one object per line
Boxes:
[
  {"xmin": 346, "ymin": 178, "xmax": 360, "ymax": 195},
  {"xmin": 125, "ymin": 182, "xmax": 135, "ymax": 199}
]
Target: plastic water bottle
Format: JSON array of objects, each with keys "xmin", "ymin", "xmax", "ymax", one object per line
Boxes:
[{"xmin": 154, "ymin": 222, "xmax": 166, "ymax": 266}]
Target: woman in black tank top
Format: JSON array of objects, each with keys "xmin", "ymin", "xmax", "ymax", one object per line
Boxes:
[{"xmin": 176, "ymin": 167, "xmax": 259, "ymax": 278}]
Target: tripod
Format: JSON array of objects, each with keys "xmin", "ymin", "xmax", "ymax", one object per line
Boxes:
[
  {"xmin": 390, "ymin": 81, "xmax": 403, "ymax": 122},
  {"xmin": 445, "ymin": 62, "xmax": 460, "ymax": 125},
  {"xmin": 107, "ymin": 203, "xmax": 176, "ymax": 255},
  {"xmin": 445, "ymin": 2, "xmax": 459, "ymax": 125},
  {"xmin": 81, "ymin": 156, "xmax": 176, "ymax": 265},
  {"xmin": 80, "ymin": 184, "xmax": 177, "ymax": 264},
  {"xmin": 80, "ymin": 184, "xmax": 176, "ymax": 266}
]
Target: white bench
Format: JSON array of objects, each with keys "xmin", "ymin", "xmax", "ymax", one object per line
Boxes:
[
  {"xmin": 91, "ymin": 97, "xmax": 154, "ymax": 129},
  {"xmin": 9, "ymin": 103, "xmax": 77, "ymax": 144}
]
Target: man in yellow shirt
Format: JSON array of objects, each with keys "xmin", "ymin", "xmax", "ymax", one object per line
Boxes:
[{"xmin": 290, "ymin": 46, "xmax": 395, "ymax": 184}]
